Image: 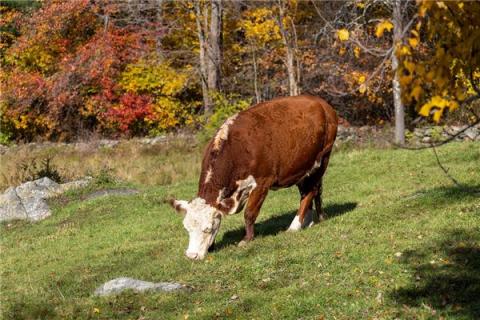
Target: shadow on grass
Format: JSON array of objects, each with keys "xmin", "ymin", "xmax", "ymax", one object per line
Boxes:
[
  {"xmin": 215, "ymin": 201, "xmax": 357, "ymax": 250},
  {"xmin": 391, "ymin": 229, "xmax": 480, "ymax": 318},
  {"xmin": 405, "ymin": 183, "xmax": 480, "ymax": 205}
]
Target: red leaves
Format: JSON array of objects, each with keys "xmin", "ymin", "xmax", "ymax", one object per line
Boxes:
[{"xmin": 105, "ymin": 93, "xmax": 153, "ymax": 134}]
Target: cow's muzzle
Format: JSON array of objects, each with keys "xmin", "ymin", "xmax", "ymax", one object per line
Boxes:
[{"xmin": 185, "ymin": 251, "xmax": 204, "ymax": 260}]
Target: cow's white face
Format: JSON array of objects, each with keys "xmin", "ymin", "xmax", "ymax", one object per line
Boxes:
[{"xmin": 173, "ymin": 198, "xmax": 222, "ymax": 260}]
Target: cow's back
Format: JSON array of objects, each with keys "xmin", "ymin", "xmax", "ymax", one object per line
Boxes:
[{"xmin": 198, "ymin": 95, "xmax": 337, "ymax": 205}]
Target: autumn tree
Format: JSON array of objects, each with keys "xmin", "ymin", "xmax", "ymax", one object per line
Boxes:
[{"xmin": 400, "ymin": 1, "xmax": 480, "ymax": 124}]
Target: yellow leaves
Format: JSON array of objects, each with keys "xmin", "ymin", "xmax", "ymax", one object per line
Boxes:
[
  {"xmin": 357, "ymin": 75, "xmax": 366, "ymax": 84},
  {"xmin": 150, "ymin": 97, "xmax": 183, "ymax": 130},
  {"xmin": 397, "ymin": 45, "xmax": 411, "ymax": 56},
  {"xmin": 356, "ymin": 1, "xmax": 365, "ymax": 9},
  {"xmin": 339, "ymin": 47, "xmax": 347, "ymax": 56},
  {"xmin": 419, "ymin": 96, "xmax": 459, "ymax": 122},
  {"xmin": 408, "ymin": 37, "xmax": 418, "ymax": 48},
  {"xmin": 337, "ymin": 29, "xmax": 349, "ymax": 41},
  {"xmin": 411, "ymin": 86, "xmax": 423, "ymax": 101},
  {"xmin": 12, "ymin": 115, "xmax": 29, "ymax": 130},
  {"xmin": 358, "ymin": 84, "xmax": 367, "ymax": 94},
  {"xmin": 120, "ymin": 60, "xmax": 187, "ymax": 97},
  {"xmin": 353, "ymin": 73, "xmax": 367, "ymax": 94},
  {"xmin": 436, "ymin": 1, "xmax": 448, "ymax": 10},
  {"xmin": 401, "ymin": 0, "xmax": 479, "ymax": 122},
  {"xmin": 399, "ymin": 75, "xmax": 413, "ymax": 87},
  {"xmin": 240, "ymin": 8, "xmax": 281, "ymax": 45},
  {"xmin": 403, "ymin": 60, "xmax": 416, "ymax": 74},
  {"xmin": 425, "ymin": 71, "xmax": 435, "ymax": 82},
  {"xmin": 375, "ymin": 20, "xmax": 394, "ymax": 38},
  {"xmin": 354, "ymin": 46, "xmax": 361, "ymax": 58}
]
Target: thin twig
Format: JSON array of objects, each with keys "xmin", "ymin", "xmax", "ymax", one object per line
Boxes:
[{"xmin": 431, "ymin": 144, "xmax": 462, "ymax": 187}]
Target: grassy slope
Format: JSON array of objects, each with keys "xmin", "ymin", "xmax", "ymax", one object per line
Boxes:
[{"xmin": 1, "ymin": 142, "xmax": 479, "ymax": 320}]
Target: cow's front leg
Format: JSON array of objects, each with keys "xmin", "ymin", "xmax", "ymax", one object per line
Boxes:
[{"xmin": 238, "ymin": 187, "xmax": 269, "ymax": 247}]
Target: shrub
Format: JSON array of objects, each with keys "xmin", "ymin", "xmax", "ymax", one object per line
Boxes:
[
  {"xmin": 11, "ymin": 156, "xmax": 63, "ymax": 185},
  {"xmin": 199, "ymin": 92, "xmax": 251, "ymax": 142}
]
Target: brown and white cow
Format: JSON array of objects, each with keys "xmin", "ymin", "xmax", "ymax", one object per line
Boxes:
[{"xmin": 171, "ymin": 95, "xmax": 338, "ymax": 260}]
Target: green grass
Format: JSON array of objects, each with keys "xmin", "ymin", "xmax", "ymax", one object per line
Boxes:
[{"xmin": 1, "ymin": 142, "xmax": 479, "ymax": 319}]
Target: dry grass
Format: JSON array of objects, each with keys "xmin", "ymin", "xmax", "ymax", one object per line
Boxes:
[{"xmin": 0, "ymin": 136, "xmax": 203, "ymax": 191}]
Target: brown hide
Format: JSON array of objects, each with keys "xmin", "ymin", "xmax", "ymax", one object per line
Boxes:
[{"xmin": 198, "ymin": 94, "xmax": 338, "ymax": 215}]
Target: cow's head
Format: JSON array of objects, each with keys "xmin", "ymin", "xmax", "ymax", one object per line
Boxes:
[{"xmin": 171, "ymin": 197, "xmax": 222, "ymax": 260}]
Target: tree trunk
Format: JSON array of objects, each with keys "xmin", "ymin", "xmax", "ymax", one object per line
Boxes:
[
  {"xmin": 155, "ymin": 0, "xmax": 164, "ymax": 57},
  {"xmin": 207, "ymin": 0, "xmax": 222, "ymax": 93},
  {"xmin": 392, "ymin": 0, "xmax": 405, "ymax": 145},
  {"xmin": 277, "ymin": 1, "xmax": 299, "ymax": 96},
  {"xmin": 194, "ymin": 1, "xmax": 211, "ymax": 114},
  {"xmin": 252, "ymin": 47, "xmax": 261, "ymax": 104}
]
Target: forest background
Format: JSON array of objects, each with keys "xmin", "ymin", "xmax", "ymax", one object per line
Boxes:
[{"xmin": 0, "ymin": 0, "xmax": 479, "ymax": 144}]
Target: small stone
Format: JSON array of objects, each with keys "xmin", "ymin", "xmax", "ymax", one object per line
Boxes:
[
  {"xmin": 94, "ymin": 277, "xmax": 189, "ymax": 296},
  {"xmin": 229, "ymin": 294, "xmax": 239, "ymax": 301},
  {"xmin": 98, "ymin": 139, "xmax": 119, "ymax": 148},
  {"xmin": 464, "ymin": 128, "xmax": 479, "ymax": 140},
  {"xmin": 421, "ymin": 136, "xmax": 432, "ymax": 143},
  {"xmin": 394, "ymin": 252, "xmax": 402, "ymax": 258}
]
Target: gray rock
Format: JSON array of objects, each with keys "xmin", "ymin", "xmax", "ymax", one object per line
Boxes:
[
  {"xmin": 98, "ymin": 139, "xmax": 119, "ymax": 148},
  {"xmin": 139, "ymin": 135, "xmax": 167, "ymax": 145},
  {"xmin": 0, "ymin": 188, "xmax": 27, "ymax": 221},
  {"xmin": 94, "ymin": 277, "xmax": 189, "ymax": 296},
  {"xmin": 0, "ymin": 177, "xmax": 92, "ymax": 222},
  {"xmin": 15, "ymin": 178, "xmax": 59, "ymax": 199},
  {"xmin": 59, "ymin": 177, "xmax": 92, "ymax": 193},
  {"xmin": 464, "ymin": 127, "xmax": 479, "ymax": 140},
  {"xmin": 421, "ymin": 136, "xmax": 432, "ymax": 143},
  {"xmin": 22, "ymin": 196, "xmax": 52, "ymax": 221}
]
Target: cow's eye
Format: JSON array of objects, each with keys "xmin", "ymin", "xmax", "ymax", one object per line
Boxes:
[{"xmin": 202, "ymin": 227, "xmax": 212, "ymax": 233}]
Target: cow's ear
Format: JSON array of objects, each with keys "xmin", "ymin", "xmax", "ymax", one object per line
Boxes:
[{"xmin": 168, "ymin": 198, "xmax": 189, "ymax": 215}]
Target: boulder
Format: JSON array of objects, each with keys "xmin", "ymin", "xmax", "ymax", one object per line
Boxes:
[
  {"xmin": 94, "ymin": 277, "xmax": 189, "ymax": 296},
  {"xmin": 0, "ymin": 177, "xmax": 92, "ymax": 222}
]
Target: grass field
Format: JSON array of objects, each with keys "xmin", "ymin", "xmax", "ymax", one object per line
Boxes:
[{"xmin": 1, "ymin": 142, "xmax": 479, "ymax": 319}]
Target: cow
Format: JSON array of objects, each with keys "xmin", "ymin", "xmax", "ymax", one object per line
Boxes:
[{"xmin": 170, "ymin": 94, "xmax": 338, "ymax": 260}]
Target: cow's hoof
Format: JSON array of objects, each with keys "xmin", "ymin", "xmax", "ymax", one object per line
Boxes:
[
  {"xmin": 287, "ymin": 215, "xmax": 302, "ymax": 232},
  {"xmin": 238, "ymin": 240, "xmax": 249, "ymax": 247}
]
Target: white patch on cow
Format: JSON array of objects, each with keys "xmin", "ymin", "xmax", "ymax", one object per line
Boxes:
[
  {"xmin": 216, "ymin": 188, "xmax": 225, "ymax": 204},
  {"xmin": 182, "ymin": 197, "xmax": 222, "ymax": 260},
  {"xmin": 287, "ymin": 210, "xmax": 316, "ymax": 232},
  {"xmin": 287, "ymin": 215, "xmax": 302, "ymax": 231},
  {"xmin": 225, "ymin": 175, "xmax": 257, "ymax": 215},
  {"xmin": 299, "ymin": 160, "xmax": 322, "ymax": 182},
  {"xmin": 204, "ymin": 167, "xmax": 213, "ymax": 184},
  {"xmin": 213, "ymin": 114, "xmax": 238, "ymax": 150}
]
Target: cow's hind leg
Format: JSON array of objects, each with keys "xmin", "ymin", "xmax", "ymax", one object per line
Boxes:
[
  {"xmin": 314, "ymin": 151, "xmax": 332, "ymax": 221},
  {"xmin": 288, "ymin": 190, "xmax": 315, "ymax": 232},
  {"xmin": 238, "ymin": 186, "xmax": 269, "ymax": 247}
]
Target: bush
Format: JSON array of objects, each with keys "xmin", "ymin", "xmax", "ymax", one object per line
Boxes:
[
  {"xmin": 11, "ymin": 156, "xmax": 63, "ymax": 185},
  {"xmin": 198, "ymin": 92, "xmax": 251, "ymax": 143}
]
